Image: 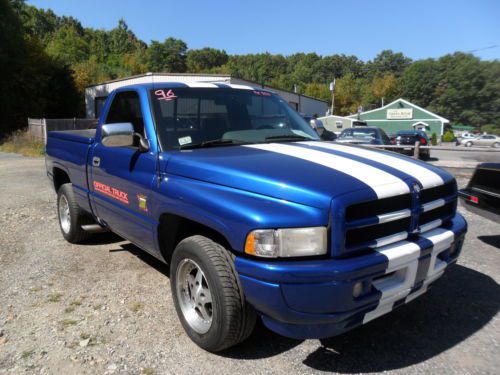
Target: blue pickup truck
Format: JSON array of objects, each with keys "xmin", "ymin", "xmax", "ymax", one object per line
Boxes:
[{"xmin": 46, "ymin": 82, "xmax": 467, "ymax": 352}]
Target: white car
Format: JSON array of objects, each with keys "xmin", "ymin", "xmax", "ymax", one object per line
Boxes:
[
  {"xmin": 461, "ymin": 133, "xmax": 477, "ymax": 139},
  {"xmin": 460, "ymin": 135, "xmax": 500, "ymax": 148}
]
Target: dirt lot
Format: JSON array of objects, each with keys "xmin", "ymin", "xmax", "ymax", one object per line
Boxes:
[{"xmin": 0, "ymin": 151, "xmax": 499, "ymax": 375}]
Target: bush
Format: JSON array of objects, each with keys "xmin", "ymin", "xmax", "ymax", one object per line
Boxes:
[
  {"xmin": 0, "ymin": 129, "xmax": 45, "ymax": 157},
  {"xmin": 480, "ymin": 124, "xmax": 500, "ymax": 135},
  {"xmin": 442, "ymin": 130, "xmax": 455, "ymax": 143},
  {"xmin": 431, "ymin": 132, "xmax": 437, "ymax": 145}
]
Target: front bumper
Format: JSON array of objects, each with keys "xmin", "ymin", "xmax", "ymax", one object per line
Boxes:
[{"xmin": 235, "ymin": 214, "xmax": 467, "ymax": 339}]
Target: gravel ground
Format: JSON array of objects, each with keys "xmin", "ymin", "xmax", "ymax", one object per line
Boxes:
[{"xmin": 0, "ymin": 151, "xmax": 498, "ymax": 375}]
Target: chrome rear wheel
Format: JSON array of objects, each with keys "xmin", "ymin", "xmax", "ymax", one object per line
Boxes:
[{"xmin": 58, "ymin": 194, "xmax": 71, "ymax": 234}]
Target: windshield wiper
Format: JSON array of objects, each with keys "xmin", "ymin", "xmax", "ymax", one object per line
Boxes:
[
  {"xmin": 264, "ymin": 135, "xmax": 311, "ymax": 142},
  {"xmin": 179, "ymin": 138, "xmax": 251, "ymax": 150}
]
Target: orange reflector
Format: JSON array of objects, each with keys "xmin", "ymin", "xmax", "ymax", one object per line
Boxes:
[{"xmin": 245, "ymin": 233, "xmax": 256, "ymax": 255}]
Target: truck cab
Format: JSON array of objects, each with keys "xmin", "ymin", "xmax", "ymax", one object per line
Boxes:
[{"xmin": 46, "ymin": 82, "xmax": 467, "ymax": 352}]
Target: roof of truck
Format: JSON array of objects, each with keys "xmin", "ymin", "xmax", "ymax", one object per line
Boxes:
[{"xmin": 113, "ymin": 81, "xmax": 265, "ymax": 92}]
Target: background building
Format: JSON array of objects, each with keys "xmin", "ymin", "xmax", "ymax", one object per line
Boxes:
[
  {"xmin": 85, "ymin": 73, "xmax": 328, "ymax": 119},
  {"xmin": 347, "ymin": 98, "xmax": 449, "ymax": 137},
  {"xmin": 318, "ymin": 114, "xmax": 367, "ymax": 133}
]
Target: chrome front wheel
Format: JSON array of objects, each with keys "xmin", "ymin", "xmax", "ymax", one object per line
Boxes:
[{"xmin": 175, "ymin": 258, "xmax": 213, "ymax": 334}]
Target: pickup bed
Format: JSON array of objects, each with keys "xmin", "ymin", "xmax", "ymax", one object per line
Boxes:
[{"xmin": 46, "ymin": 82, "xmax": 467, "ymax": 352}]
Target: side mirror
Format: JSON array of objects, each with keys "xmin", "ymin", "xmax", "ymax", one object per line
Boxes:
[{"xmin": 101, "ymin": 123, "xmax": 134, "ymax": 147}]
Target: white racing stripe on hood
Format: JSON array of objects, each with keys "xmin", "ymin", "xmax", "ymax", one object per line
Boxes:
[
  {"xmin": 301, "ymin": 141, "xmax": 444, "ymax": 189},
  {"xmin": 244, "ymin": 143, "xmax": 409, "ymax": 198}
]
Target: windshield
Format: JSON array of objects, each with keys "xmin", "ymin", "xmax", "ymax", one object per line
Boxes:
[
  {"xmin": 338, "ymin": 128, "xmax": 378, "ymax": 140},
  {"xmin": 149, "ymin": 88, "xmax": 319, "ymax": 149}
]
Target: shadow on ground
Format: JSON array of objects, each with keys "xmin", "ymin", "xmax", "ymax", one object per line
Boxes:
[
  {"xmin": 301, "ymin": 265, "xmax": 499, "ymax": 373},
  {"xmin": 109, "ymin": 242, "xmax": 499, "ymax": 371},
  {"xmin": 478, "ymin": 235, "xmax": 500, "ymax": 249}
]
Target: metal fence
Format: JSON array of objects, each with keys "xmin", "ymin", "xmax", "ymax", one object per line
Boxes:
[
  {"xmin": 28, "ymin": 118, "xmax": 97, "ymax": 144},
  {"xmin": 365, "ymin": 143, "xmax": 500, "ymax": 158}
]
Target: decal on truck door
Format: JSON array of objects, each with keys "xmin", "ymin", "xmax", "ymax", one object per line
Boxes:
[
  {"xmin": 137, "ymin": 194, "xmax": 148, "ymax": 212},
  {"xmin": 93, "ymin": 181, "xmax": 129, "ymax": 204}
]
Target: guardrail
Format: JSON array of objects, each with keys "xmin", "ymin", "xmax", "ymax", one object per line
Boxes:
[
  {"xmin": 28, "ymin": 118, "xmax": 97, "ymax": 144},
  {"xmin": 363, "ymin": 142, "xmax": 500, "ymax": 159}
]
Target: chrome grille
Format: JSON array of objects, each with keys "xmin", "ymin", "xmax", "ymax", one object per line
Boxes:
[{"xmin": 342, "ymin": 181, "xmax": 457, "ymax": 255}]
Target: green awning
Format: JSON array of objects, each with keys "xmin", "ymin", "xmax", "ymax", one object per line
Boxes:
[{"xmin": 452, "ymin": 124, "xmax": 475, "ymax": 131}]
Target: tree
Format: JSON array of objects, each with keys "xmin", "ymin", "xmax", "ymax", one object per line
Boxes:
[
  {"xmin": 334, "ymin": 73, "xmax": 368, "ymax": 115},
  {"xmin": 400, "ymin": 59, "xmax": 440, "ymax": 108},
  {"xmin": 432, "ymin": 53, "xmax": 487, "ymax": 127},
  {"xmin": 371, "ymin": 73, "xmax": 400, "ymax": 104},
  {"xmin": 147, "ymin": 37, "xmax": 187, "ymax": 72},
  {"xmin": 367, "ymin": 50, "xmax": 412, "ymax": 78},
  {"xmin": 46, "ymin": 25, "xmax": 89, "ymax": 65},
  {"xmin": 186, "ymin": 48, "xmax": 228, "ymax": 72},
  {"xmin": 108, "ymin": 19, "xmax": 143, "ymax": 56}
]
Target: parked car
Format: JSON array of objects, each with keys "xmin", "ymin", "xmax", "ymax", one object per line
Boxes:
[
  {"xmin": 395, "ymin": 130, "xmax": 431, "ymax": 160},
  {"xmin": 387, "ymin": 133, "xmax": 397, "ymax": 145},
  {"xmin": 461, "ymin": 133, "xmax": 477, "ymax": 140},
  {"xmin": 460, "ymin": 134, "xmax": 500, "ymax": 148},
  {"xmin": 45, "ymin": 83, "xmax": 467, "ymax": 352},
  {"xmin": 336, "ymin": 127, "xmax": 391, "ymax": 145},
  {"xmin": 458, "ymin": 163, "xmax": 500, "ymax": 222}
]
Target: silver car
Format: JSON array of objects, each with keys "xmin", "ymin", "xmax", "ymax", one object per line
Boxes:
[{"xmin": 461, "ymin": 134, "xmax": 500, "ymax": 148}]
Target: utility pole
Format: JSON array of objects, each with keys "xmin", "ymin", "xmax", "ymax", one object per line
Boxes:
[{"xmin": 329, "ymin": 79, "xmax": 336, "ymax": 115}]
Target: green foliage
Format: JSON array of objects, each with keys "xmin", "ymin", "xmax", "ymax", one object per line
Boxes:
[
  {"xmin": 186, "ymin": 48, "xmax": 228, "ymax": 72},
  {"xmin": 46, "ymin": 25, "xmax": 89, "ymax": 65},
  {"xmin": 147, "ymin": 37, "xmax": 187, "ymax": 73},
  {"xmin": 431, "ymin": 132, "xmax": 437, "ymax": 146},
  {"xmin": 442, "ymin": 130, "xmax": 455, "ymax": 142},
  {"xmin": 480, "ymin": 124, "xmax": 500, "ymax": 135}
]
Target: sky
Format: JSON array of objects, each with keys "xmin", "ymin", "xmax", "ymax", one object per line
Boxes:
[{"xmin": 27, "ymin": 0, "xmax": 500, "ymax": 61}]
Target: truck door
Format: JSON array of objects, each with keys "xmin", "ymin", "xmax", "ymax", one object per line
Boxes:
[{"xmin": 90, "ymin": 90, "xmax": 157, "ymax": 253}]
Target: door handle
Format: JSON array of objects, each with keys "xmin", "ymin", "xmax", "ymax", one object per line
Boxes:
[{"xmin": 92, "ymin": 156, "xmax": 101, "ymax": 167}]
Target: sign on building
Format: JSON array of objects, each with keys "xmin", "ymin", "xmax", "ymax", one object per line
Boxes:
[{"xmin": 387, "ymin": 108, "xmax": 413, "ymax": 119}]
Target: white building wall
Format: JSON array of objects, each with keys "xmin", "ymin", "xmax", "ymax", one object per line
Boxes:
[
  {"xmin": 319, "ymin": 115, "xmax": 354, "ymax": 133},
  {"xmin": 85, "ymin": 74, "xmax": 328, "ymax": 119}
]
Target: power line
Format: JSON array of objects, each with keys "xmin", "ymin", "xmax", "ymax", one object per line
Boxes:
[{"xmin": 466, "ymin": 44, "xmax": 500, "ymax": 53}]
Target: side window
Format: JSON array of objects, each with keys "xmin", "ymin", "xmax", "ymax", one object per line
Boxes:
[{"xmin": 106, "ymin": 91, "xmax": 145, "ymax": 139}]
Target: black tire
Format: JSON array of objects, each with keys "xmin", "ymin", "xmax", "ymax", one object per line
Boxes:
[
  {"xmin": 57, "ymin": 183, "xmax": 94, "ymax": 243},
  {"xmin": 465, "ymin": 141, "xmax": 473, "ymax": 147},
  {"xmin": 492, "ymin": 142, "xmax": 500, "ymax": 148},
  {"xmin": 420, "ymin": 152, "xmax": 430, "ymax": 161},
  {"xmin": 170, "ymin": 235, "xmax": 256, "ymax": 352}
]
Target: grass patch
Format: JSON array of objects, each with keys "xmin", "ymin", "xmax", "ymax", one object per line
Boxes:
[
  {"xmin": 46, "ymin": 293, "xmax": 63, "ymax": 303},
  {"xmin": 0, "ymin": 130, "xmax": 45, "ymax": 157},
  {"xmin": 59, "ymin": 319, "xmax": 78, "ymax": 329},
  {"xmin": 93, "ymin": 304, "xmax": 103, "ymax": 310},
  {"xmin": 21, "ymin": 350, "xmax": 34, "ymax": 360},
  {"xmin": 142, "ymin": 368, "xmax": 155, "ymax": 375},
  {"xmin": 64, "ymin": 306, "xmax": 75, "ymax": 314},
  {"xmin": 130, "ymin": 302, "xmax": 143, "ymax": 313}
]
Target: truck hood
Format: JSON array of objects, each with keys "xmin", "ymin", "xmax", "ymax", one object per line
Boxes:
[{"xmin": 165, "ymin": 141, "xmax": 452, "ymax": 209}]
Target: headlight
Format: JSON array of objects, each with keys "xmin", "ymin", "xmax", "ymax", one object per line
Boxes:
[{"xmin": 244, "ymin": 227, "xmax": 327, "ymax": 258}]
